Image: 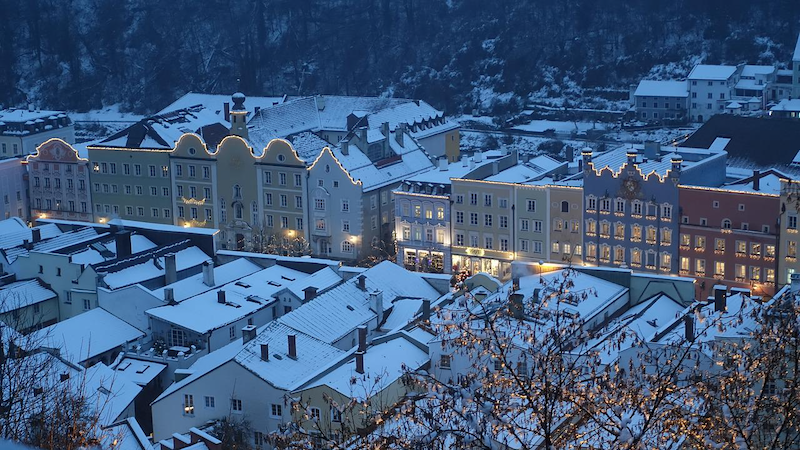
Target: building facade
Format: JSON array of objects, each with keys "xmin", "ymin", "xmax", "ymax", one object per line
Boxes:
[
  {"xmin": 679, "ymin": 182, "xmax": 780, "ymax": 299},
  {"xmin": 547, "ymin": 184, "xmax": 584, "ymax": 265},
  {"xmin": 688, "ymin": 65, "xmax": 738, "ymax": 122},
  {"xmin": 583, "ymin": 150, "xmax": 681, "ymax": 273},
  {"xmin": 632, "ymin": 80, "xmax": 689, "ymax": 122},
  {"xmin": 780, "ymin": 179, "xmax": 800, "ymax": 285},
  {"xmin": 0, "ymin": 109, "xmax": 74, "ymax": 157},
  {"xmin": 25, "ymin": 138, "xmax": 93, "ymax": 222},
  {"xmin": 0, "ymin": 158, "xmax": 28, "ymax": 221}
]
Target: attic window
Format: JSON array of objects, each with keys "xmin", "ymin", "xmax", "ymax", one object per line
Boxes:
[
  {"xmin": 117, "ymin": 362, "xmax": 131, "ymax": 371},
  {"xmin": 136, "ymin": 365, "xmax": 150, "ymax": 374},
  {"xmin": 273, "ymin": 354, "xmax": 283, "ymax": 360},
  {"xmin": 268, "ymin": 281, "xmax": 281, "ymax": 287},
  {"xmin": 97, "ymin": 386, "xmax": 111, "ymax": 396},
  {"xmin": 235, "ymin": 281, "xmax": 251, "ymax": 288},
  {"xmin": 188, "ymin": 147, "xmax": 196, "ymax": 155},
  {"xmin": 280, "ymin": 276, "xmax": 296, "ymax": 281},
  {"xmin": 346, "ymin": 305, "xmax": 355, "ymax": 311}
]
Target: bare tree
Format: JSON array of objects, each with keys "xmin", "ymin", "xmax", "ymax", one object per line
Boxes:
[{"xmin": 0, "ymin": 291, "xmax": 118, "ymax": 450}]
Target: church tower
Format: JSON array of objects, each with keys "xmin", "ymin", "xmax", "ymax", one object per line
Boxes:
[{"xmin": 229, "ymin": 92, "xmax": 249, "ymax": 139}]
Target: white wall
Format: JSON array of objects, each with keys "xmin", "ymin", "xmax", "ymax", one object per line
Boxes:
[{"xmin": 151, "ymin": 360, "xmax": 289, "ymax": 442}]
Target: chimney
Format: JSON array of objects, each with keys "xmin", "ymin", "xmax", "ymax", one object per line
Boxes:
[
  {"xmin": 355, "ymin": 351, "xmax": 365, "ymax": 374},
  {"xmin": 369, "ymin": 290, "xmax": 384, "ymax": 320},
  {"xmin": 164, "ymin": 253, "xmax": 177, "ymax": 285},
  {"xmin": 357, "ymin": 325, "xmax": 367, "ymax": 352},
  {"xmin": 260, "ymin": 343, "xmax": 269, "ymax": 361},
  {"xmin": 421, "ymin": 299, "xmax": 431, "ymax": 322},
  {"xmin": 791, "ymin": 273, "xmax": 800, "ymax": 294},
  {"xmin": 357, "ymin": 274, "xmax": 367, "ymax": 291},
  {"xmin": 381, "ymin": 122, "xmax": 390, "ymax": 138},
  {"xmin": 684, "ymin": 315, "xmax": 694, "ymax": 342},
  {"xmin": 358, "ymin": 127, "xmax": 367, "ymax": 145},
  {"xmin": 223, "ymin": 102, "xmax": 230, "ymax": 122},
  {"xmin": 303, "ymin": 286, "xmax": 318, "ymax": 303},
  {"xmin": 217, "ymin": 290, "xmax": 226, "ymax": 304},
  {"xmin": 254, "ymin": 106, "xmax": 261, "ymax": 116},
  {"xmin": 509, "ymin": 293, "xmax": 524, "ymax": 319},
  {"xmin": 202, "ymin": 261, "xmax": 215, "ymax": 287},
  {"xmin": 714, "ymin": 286, "xmax": 727, "ymax": 313},
  {"xmin": 565, "ymin": 145, "xmax": 575, "ymax": 162},
  {"xmin": 533, "ymin": 288, "xmax": 541, "ymax": 304},
  {"xmin": 474, "ymin": 151, "xmax": 483, "ymax": 162},
  {"xmin": 287, "ymin": 334, "xmax": 297, "ymax": 359},
  {"xmin": 341, "ymin": 140, "xmax": 349, "ymax": 156},
  {"xmin": 395, "ymin": 123, "xmax": 405, "ymax": 146},
  {"xmin": 753, "ymin": 170, "xmax": 760, "ymax": 191},
  {"xmin": 492, "ymin": 161, "xmax": 499, "ymax": 175},
  {"xmin": 512, "ymin": 277, "xmax": 520, "ymax": 292},
  {"xmin": 164, "ymin": 288, "xmax": 176, "ymax": 305},
  {"xmin": 115, "ymin": 231, "xmax": 132, "ymax": 258},
  {"xmin": 469, "ymin": 157, "xmax": 475, "ymax": 170},
  {"xmin": 644, "ymin": 141, "xmax": 659, "ymax": 160},
  {"xmin": 31, "ymin": 228, "xmax": 41, "ymax": 243},
  {"xmin": 242, "ymin": 325, "xmax": 257, "ymax": 344},
  {"xmin": 438, "ymin": 157, "xmax": 449, "ymax": 171}
]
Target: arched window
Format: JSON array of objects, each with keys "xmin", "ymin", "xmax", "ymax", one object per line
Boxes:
[
  {"xmin": 722, "ymin": 219, "xmax": 731, "ymax": 229},
  {"xmin": 233, "ymin": 185, "xmax": 242, "ymax": 199},
  {"xmin": 561, "ymin": 200, "xmax": 569, "ymax": 213},
  {"xmin": 234, "ymin": 203, "xmax": 243, "ymax": 219}
]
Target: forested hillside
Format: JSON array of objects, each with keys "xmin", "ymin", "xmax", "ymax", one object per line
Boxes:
[{"xmin": 1, "ymin": 0, "xmax": 798, "ymax": 115}]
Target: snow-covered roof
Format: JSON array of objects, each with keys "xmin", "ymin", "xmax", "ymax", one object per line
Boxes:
[
  {"xmin": 516, "ymin": 269, "xmax": 627, "ymax": 321},
  {"xmin": 332, "ymin": 130, "xmax": 435, "ymax": 191},
  {"xmin": 100, "ymin": 246, "xmax": 210, "ymax": 290},
  {"xmin": 68, "ymin": 234, "xmax": 156, "ymax": 265},
  {"xmin": 310, "ymin": 95, "xmax": 411, "ymax": 131},
  {"xmin": 84, "ymin": 362, "xmax": 142, "ymax": 425},
  {"xmin": 289, "ymin": 131, "xmax": 331, "ymax": 163},
  {"xmin": 402, "ymin": 151, "xmax": 508, "ymax": 185},
  {"xmin": 633, "ymin": 80, "xmax": 688, "ymax": 98},
  {"xmin": 0, "ymin": 279, "xmax": 57, "ymax": 314},
  {"xmin": 0, "ymin": 108, "xmax": 67, "ymax": 124},
  {"xmin": 740, "ymin": 65, "xmax": 775, "ymax": 77},
  {"xmin": 247, "ymin": 97, "xmax": 321, "ymax": 151},
  {"xmin": 278, "ymin": 261, "xmax": 441, "ymax": 344},
  {"xmin": 93, "ymin": 106, "xmax": 224, "ymax": 151},
  {"xmin": 149, "ymin": 258, "xmax": 262, "ymax": 302},
  {"xmin": 31, "ymin": 308, "xmax": 145, "ymax": 364},
  {"xmin": 277, "ymin": 266, "xmax": 342, "ymax": 300},
  {"xmin": 235, "ymin": 321, "xmax": 345, "ymax": 390},
  {"xmin": 582, "ymin": 294, "xmax": 685, "ymax": 364},
  {"xmin": 101, "ymin": 417, "xmax": 151, "ymax": 450},
  {"xmin": 794, "ymin": 32, "xmax": 800, "ymax": 62},
  {"xmin": 158, "ymin": 92, "xmax": 286, "ymax": 117},
  {"xmin": 722, "ymin": 172, "xmax": 785, "ymax": 195},
  {"xmin": 589, "ymin": 142, "xmax": 725, "ymax": 179},
  {"xmin": 0, "ymin": 222, "xmax": 61, "ymax": 251},
  {"xmin": 0, "ymin": 217, "xmax": 28, "ymax": 235},
  {"xmin": 771, "ymin": 98, "xmax": 800, "ymax": 113},
  {"xmin": 735, "ymin": 79, "xmax": 767, "ymax": 91},
  {"xmin": 654, "ymin": 292, "xmax": 760, "ymax": 346},
  {"xmin": 688, "ymin": 64, "xmax": 737, "ymax": 81},
  {"xmin": 301, "ymin": 334, "xmax": 428, "ymax": 399},
  {"xmin": 4, "ymin": 227, "xmax": 103, "ymax": 263},
  {"xmin": 382, "ymin": 298, "xmax": 423, "ymax": 332},
  {"xmin": 113, "ymin": 357, "xmax": 167, "ymax": 387},
  {"xmin": 364, "ymin": 101, "xmax": 458, "ymax": 139},
  {"xmin": 147, "ymin": 265, "xmax": 307, "ymax": 334}
]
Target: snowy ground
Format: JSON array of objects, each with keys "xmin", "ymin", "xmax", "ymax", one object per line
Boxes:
[
  {"xmin": 460, "ymin": 130, "xmax": 590, "ymax": 159},
  {"xmin": 512, "ymin": 119, "xmax": 608, "ymax": 133}
]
